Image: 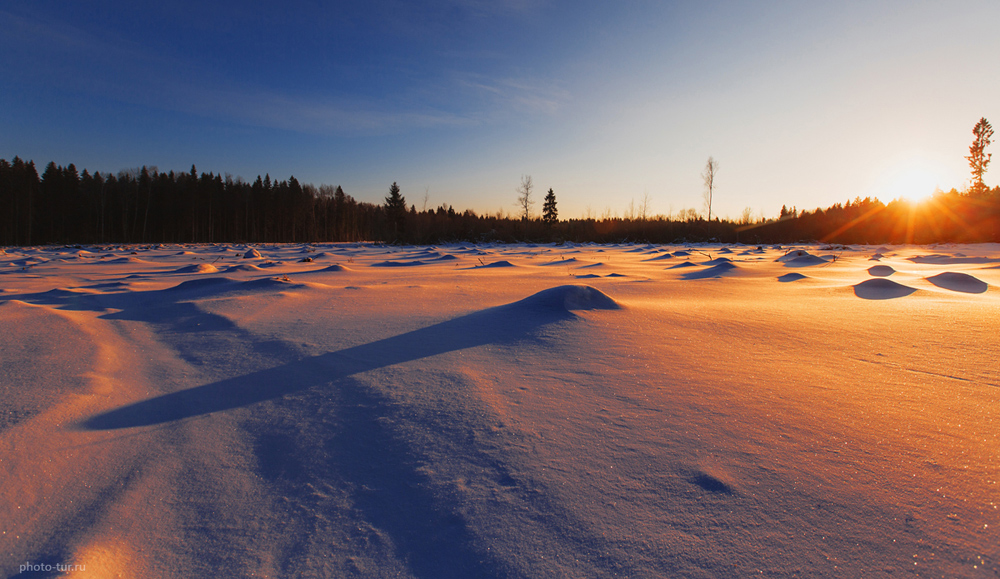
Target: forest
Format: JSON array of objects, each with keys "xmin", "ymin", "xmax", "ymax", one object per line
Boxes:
[{"xmin": 1, "ymin": 156, "xmax": 999, "ymax": 246}]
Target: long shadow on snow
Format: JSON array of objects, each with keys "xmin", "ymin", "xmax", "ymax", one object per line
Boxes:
[
  {"xmin": 79, "ymin": 285, "xmax": 619, "ymax": 430},
  {"xmin": 0, "ymin": 277, "xmax": 309, "ymax": 369},
  {"xmin": 78, "ymin": 284, "xmax": 617, "ymax": 578}
]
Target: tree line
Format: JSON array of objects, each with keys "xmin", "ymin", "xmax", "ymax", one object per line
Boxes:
[
  {"xmin": 1, "ymin": 157, "xmax": 998, "ymax": 246},
  {"xmin": 1, "ymin": 117, "xmax": 997, "ymax": 246}
]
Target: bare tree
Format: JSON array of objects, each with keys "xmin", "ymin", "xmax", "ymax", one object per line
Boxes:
[
  {"xmin": 515, "ymin": 174, "xmax": 534, "ymax": 220},
  {"xmin": 639, "ymin": 190, "xmax": 651, "ymax": 221},
  {"xmin": 702, "ymin": 156, "xmax": 719, "ymax": 221}
]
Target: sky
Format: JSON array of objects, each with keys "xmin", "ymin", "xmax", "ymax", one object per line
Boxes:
[{"xmin": 2, "ymin": 0, "xmax": 999, "ymax": 221}]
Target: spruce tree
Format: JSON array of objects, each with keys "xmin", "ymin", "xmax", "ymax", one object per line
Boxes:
[
  {"xmin": 542, "ymin": 188, "xmax": 558, "ymax": 225},
  {"xmin": 384, "ymin": 181, "xmax": 407, "ymax": 240}
]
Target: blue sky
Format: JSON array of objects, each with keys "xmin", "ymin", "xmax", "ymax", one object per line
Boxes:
[{"xmin": 2, "ymin": 1, "xmax": 998, "ymax": 220}]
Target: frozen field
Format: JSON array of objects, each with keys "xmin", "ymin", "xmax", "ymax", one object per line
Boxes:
[{"xmin": 1, "ymin": 242, "xmax": 999, "ymax": 578}]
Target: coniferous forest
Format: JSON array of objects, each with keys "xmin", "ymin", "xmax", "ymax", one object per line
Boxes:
[{"xmin": 1, "ymin": 156, "xmax": 998, "ymax": 247}]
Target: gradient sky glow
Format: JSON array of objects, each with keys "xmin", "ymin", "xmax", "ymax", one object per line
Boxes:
[{"xmin": 2, "ymin": 1, "xmax": 998, "ymax": 220}]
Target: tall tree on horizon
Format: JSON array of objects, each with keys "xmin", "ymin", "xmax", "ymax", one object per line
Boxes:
[
  {"xmin": 702, "ymin": 156, "xmax": 719, "ymax": 221},
  {"xmin": 967, "ymin": 117, "xmax": 993, "ymax": 194},
  {"xmin": 542, "ymin": 188, "xmax": 557, "ymax": 225},
  {"xmin": 385, "ymin": 181, "xmax": 407, "ymax": 240},
  {"xmin": 516, "ymin": 174, "xmax": 534, "ymax": 221}
]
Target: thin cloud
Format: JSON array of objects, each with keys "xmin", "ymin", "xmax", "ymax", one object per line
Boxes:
[
  {"xmin": 457, "ymin": 75, "xmax": 570, "ymax": 116},
  {"xmin": 177, "ymin": 85, "xmax": 480, "ymax": 135}
]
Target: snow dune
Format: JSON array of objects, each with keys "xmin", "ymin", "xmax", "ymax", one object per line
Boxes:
[
  {"xmin": 1, "ymin": 242, "xmax": 998, "ymax": 577},
  {"xmin": 680, "ymin": 261, "xmax": 739, "ymax": 279},
  {"xmin": 777, "ymin": 250, "xmax": 829, "ymax": 266},
  {"xmin": 867, "ymin": 264, "xmax": 895, "ymax": 277},
  {"xmin": 926, "ymin": 271, "xmax": 989, "ymax": 294},
  {"xmin": 474, "ymin": 260, "xmax": 516, "ymax": 268},
  {"xmin": 853, "ymin": 278, "xmax": 918, "ymax": 299}
]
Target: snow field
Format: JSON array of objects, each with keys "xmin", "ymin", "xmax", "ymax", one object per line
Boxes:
[{"xmin": 1, "ymin": 242, "xmax": 998, "ymax": 577}]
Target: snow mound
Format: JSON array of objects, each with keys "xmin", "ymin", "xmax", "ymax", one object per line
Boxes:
[
  {"xmin": 174, "ymin": 263, "xmax": 220, "ymax": 274},
  {"xmin": 432, "ymin": 254, "xmax": 458, "ymax": 261},
  {"xmin": 777, "ymin": 272, "xmax": 807, "ymax": 282},
  {"xmin": 926, "ymin": 272, "xmax": 988, "ymax": 294},
  {"xmin": 717, "ymin": 247, "xmax": 734, "ymax": 254},
  {"xmin": 407, "ymin": 250, "xmax": 442, "ymax": 259},
  {"xmin": 605, "ymin": 272, "xmax": 627, "ymax": 277},
  {"xmin": 642, "ymin": 253, "xmax": 675, "ymax": 261},
  {"xmin": 542, "ymin": 258, "xmax": 579, "ymax": 266},
  {"xmin": 163, "ymin": 277, "xmax": 237, "ymax": 294},
  {"xmin": 702, "ymin": 257, "xmax": 733, "ymax": 266},
  {"xmin": 477, "ymin": 260, "xmax": 516, "ymax": 268},
  {"xmin": 777, "ymin": 250, "xmax": 828, "ymax": 266},
  {"xmin": 668, "ymin": 261, "xmax": 697, "ymax": 269},
  {"xmin": 672, "ymin": 250, "xmax": 692, "ymax": 256},
  {"xmin": 511, "ymin": 285, "xmax": 620, "ymax": 312},
  {"xmin": 908, "ymin": 254, "xmax": 1000, "ymax": 265},
  {"xmin": 867, "ymin": 265, "xmax": 895, "ymax": 277},
  {"xmin": 244, "ymin": 248, "xmax": 262, "ymax": 259},
  {"xmin": 692, "ymin": 471, "xmax": 734, "ymax": 494},
  {"xmin": 777, "ymin": 250, "xmax": 816, "ymax": 262},
  {"xmin": 853, "ymin": 278, "xmax": 917, "ymax": 300},
  {"xmin": 225, "ymin": 264, "xmax": 264, "ymax": 272},
  {"xmin": 575, "ymin": 273, "xmax": 601, "ymax": 279},
  {"xmin": 682, "ymin": 262, "xmax": 738, "ymax": 279},
  {"xmin": 317, "ymin": 264, "xmax": 351, "ymax": 272},
  {"xmin": 163, "ymin": 276, "xmax": 307, "ymax": 296},
  {"xmin": 372, "ymin": 260, "xmax": 427, "ymax": 267}
]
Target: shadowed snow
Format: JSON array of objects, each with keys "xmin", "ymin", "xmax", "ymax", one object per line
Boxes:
[
  {"xmin": 80, "ymin": 286, "xmax": 620, "ymax": 430},
  {"xmin": 867, "ymin": 265, "xmax": 895, "ymax": 277},
  {"xmin": 926, "ymin": 272, "xmax": 989, "ymax": 294},
  {"xmin": 853, "ymin": 278, "xmax": 917, "ymax": 299}
]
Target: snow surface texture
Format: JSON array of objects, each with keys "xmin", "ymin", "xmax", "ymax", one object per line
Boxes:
[{"xmin": 1, "ymin": 242, "xmax": 999, "ymax": 578}]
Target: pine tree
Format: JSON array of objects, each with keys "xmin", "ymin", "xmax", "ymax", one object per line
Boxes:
[
  {"xmin": 384, "ymin": 181, "xmax": 407, "ymax": 240},
  {"xmin": 967, "ymin": 117, "xmax": 993, "ymax": 195},
  {"xmin": 542, "ymin": 188, "xmax": 558, "ymax": 225}
]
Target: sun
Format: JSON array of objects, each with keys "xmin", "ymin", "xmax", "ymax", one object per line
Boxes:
[
  {"xmin": 877, "ymin": 159, "xmax": 946, "ymax": 204},
  {"xmin": 895, "ymin": 173, "xmax": 939, "ymax": 204}
]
